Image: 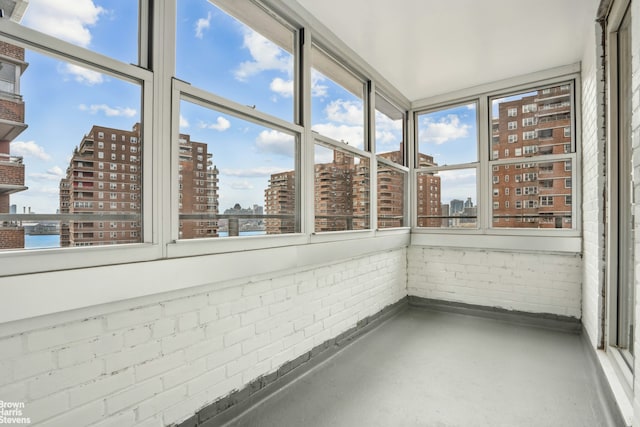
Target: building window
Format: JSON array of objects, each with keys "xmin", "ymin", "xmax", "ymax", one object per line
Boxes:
[
  {"xmin": 508, "ymin": 134, "xmax": 518, "ymax": 143},
  {"xmin": 507, "ymin": 108, "xmax": 517, "ymax": 117},
  {"xmin": 522, "ymin": 117, "xmax": 537, "ymax": 127},
  {"xmin": 540, "ymin": 196, "xmax": 553, "ymax": 206},
  {"xmin": 523, "ymin": 131, "xmax": 537, "ymax": 140},
  {"xmin": 508, "ymin": 121, "xmax": 517, "ymax": 130}
]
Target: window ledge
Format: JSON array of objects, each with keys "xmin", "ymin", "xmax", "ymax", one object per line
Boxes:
[{"xmin": 411, "ymin": 232, "xmax": 581, "ymax": 253}]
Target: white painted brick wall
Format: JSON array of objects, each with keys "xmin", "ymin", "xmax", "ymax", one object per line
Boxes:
[
  {"xmin": 0, "ymin": 248, "xmax": 406, "ymax": 426},
  {"xmin": 581, "ymin": 21, "xmax": 605, "ymax": 348},
  {"xmin": 407, "ymin": 246, "xmax": 582, "ymax": 317}
]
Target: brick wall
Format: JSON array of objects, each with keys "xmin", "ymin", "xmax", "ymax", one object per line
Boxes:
[
  {"xmin": 580, "ymin": 22, "xmax": 604, "ymax": 348},
  {"xmin": 0, "ymin": 227, "xmax": 24, "ymax": 249},
  {"xmin": 0, "ymin": 248, "xmax": 406, "ymax": 426},
  {"xmin": 0, "ymin": 98, "xmax": 25, "ymax": 123},
  {"xmin": 0, "ymin": 41, "xmax": 24, "ymax": 62},
  {"xmin": 407, "ymin": 246, "xmax": 582, "ymax": 317},
  {"xmin": 0, "ymin": 162, "xmax": 25, "ymax": 186}
]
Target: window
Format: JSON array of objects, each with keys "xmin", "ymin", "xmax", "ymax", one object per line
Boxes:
[
  {"xmin": 176, "ymin": 0, "xmax": 296, "ymax": 122},
  {"xmin": 606, "ymin": 0, "xmax": 634, "ymax": 362},
  {"xmin": 540, "ymin": 196, "xmax": 553, "ymax": 206},
  {"xmin": 0, "ymin": 61, "xmax": 18, "ymax": 95},
  {"xmin": 375, "ymin": 93, "xmax": 405, "ymax": 165},
  {"xmin": 508, "ymin": 134, "xmax": 518, "ymax": 143},
  {"xmin": 508, "ymin": 121, "xmax": 517, "ymax": 130},
  {"xmin": 178, "ymin": 98, "xmax": 299, "ymax": 238},
  {"xmin": 489, "ymin": 82, "xmax": 576, "ymax": 229},
  {"xmin": 311, "ymin": 45, "xmax": 366, "ymax": 149},
  {"xmin": 416, "ymin": 101, "xmax": 478, "ymax": 229},
  {"xmin": 377, "ymin": 162, "xmax": 407, "ymax": 229},
  {"xmin": 507, "ymin": 108, "xmax": 517, "ymax": 117}
]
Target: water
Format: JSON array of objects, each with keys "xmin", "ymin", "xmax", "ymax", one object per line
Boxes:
[
  {"xmin": 25, "ymin": 234, "xmax": 60, "ymax": 249},
  {"xmin": 23, "ymin": 231, "xmax": 267, "ymax": 248}
]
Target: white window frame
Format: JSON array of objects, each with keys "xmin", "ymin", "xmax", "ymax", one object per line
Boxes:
[{"xmin": 411, "ymin": 67, "xmax": 581, "ymax": 251}]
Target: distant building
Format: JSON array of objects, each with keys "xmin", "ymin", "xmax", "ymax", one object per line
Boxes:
[
  {"xmin": 60, "ymin": 125, "xmax": 218, "ymax": 247},
  {"xmin": 0, "ymin": 1, "xmax": 28, "ymax": 249},
  {"xmin": 265, "ymin": 170, "xmax": 296, "ymax": 234},
  {"xmin": 416, "ymin": 153, "xmax": 442, "ymax": 228}
]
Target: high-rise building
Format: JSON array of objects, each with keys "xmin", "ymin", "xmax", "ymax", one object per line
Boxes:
[
  {"xmin": 416, "ymin": 153, "xmax": 442, "ymax": 228},
  {"xmin": 266, "ymin": 148, "xmax": 441, "ymax": 231},
  {"xmin": 492, "ymin": 85, "xmax": 572, "ymax": 228},
  {"xmin": 60, "ymin": 124, "xmax": 143, "ymax": 247},
  {"xmin": 0, "ymin": 1, "xmax": 29, "ymax": 249},
  {"xmin": 264, "ymin": 170, "xmax": 296, "ymax": 234},
  {"xmin": 60, "ymin": 125, "xmax": 219, "ymax": 246},
  {"xmin": 177, "ymin": 134, "xmax": 219, "ymax": 239}
]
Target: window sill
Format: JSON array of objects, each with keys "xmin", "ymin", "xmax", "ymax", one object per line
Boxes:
[{"xmin": 411, "ymin": 232, "xmax": 581, "ymax": 253}]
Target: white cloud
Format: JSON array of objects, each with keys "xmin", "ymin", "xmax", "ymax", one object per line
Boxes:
[
  {"xmin": 221, "ymin": 167, "xmax": 284, "ymax": 177},
  {"xmin": 270, "ymin": 78, "xmax": 293, "ymax": 98},
  {"xmin": 325, "ymin": 100, "xmax": 364, "ymax": 126},
  {"xmin": 79, "ymin": 104, "xmax": 136, "ymax": 117},
  {"xmin": 23, "ymin": 0, "xmax": 105, "ymax": 47},
  {"xmin": 195, "ymin": 12, "xmax": 211, "ymax": 39},
  {"xmin": 199, "ymin": 117, "xmax": 231, "ymax": 132},
  {"xmin": 62, "ymin": 63, "xmax": 104, "ymax": 85},
  {"xmin": 29, "ymin": 166, "xmax": 65, "ymax": 181},
  {"xmin": 374, "ymin": 110, "xmax": 403, "ymax": 148},
  {"xmin": 234, "ymin": 29, "xmax": 291, "ymax": 82},
  {"xmin": 11, "ymin": 141, "xmax": 51, "ymax": 161},
  {"xmin": 311, "ymin": 123, "xmax": 364, "ymax": 149},
  {"xmin": 311, "ymin": 70, "xmax": 328, "ymax": 97},
  {"xmin": 256, "ymin": 130, "xmax": 295, "ymax": 157},
  {"xmin": 180, "ymin": 114, "xmax": 190, "ymax": 129},
  {"xmin": 230, "ymin": 180, "xmax": 254, "ymax": 190},
  {"xmin": 420, "ymin": 114, "xmax": 470, "ymax": 145}
]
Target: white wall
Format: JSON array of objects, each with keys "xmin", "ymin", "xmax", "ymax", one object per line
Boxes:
[
  {"xmin": 407, "ymin": 246, "xmax": 582, "ymax": 318},
  {"xmin": 0, "ymin": 248, "xmax": 407, "ymax": 426},
  {"xmin": 581, "ymin": 19, "xmax": 605, "ymax": 348}
]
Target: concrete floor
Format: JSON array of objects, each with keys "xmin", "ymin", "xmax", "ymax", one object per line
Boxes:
[{"xmin": 225, "ymin": 308, "xmax": 612, "ymax": 427}]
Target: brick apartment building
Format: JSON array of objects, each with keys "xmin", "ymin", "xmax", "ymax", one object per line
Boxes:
[
  {"xmin": 491, "ymin": 84, "xmax": 572, "ymax": 228},
  {"xmin": 415, "ymin": 153, "xmax": 442, "ymax": 228},
  {"xmin": 0, "ymin": 1, "xmax": 28, "ymax": 249},
  {"xmin": 265, "ymin": 148, "xmax": 441, "ymax": 232},
  {"xmin": 177, "ymin": 133, "xmax": 219, "ymax": 239},
  {"xmin": 60, "ymin": 125, "xmax": 219, "ymax": 247}
]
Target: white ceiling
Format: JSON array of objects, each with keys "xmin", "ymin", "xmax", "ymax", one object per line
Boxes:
[{"xmin": 292, "ymin": 0, "xmax": 600, "ymax": 102}]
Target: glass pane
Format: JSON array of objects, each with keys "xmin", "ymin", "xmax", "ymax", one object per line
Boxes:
[
  {"xmin": 491, "ymin": 160, "xmax": 572, "ymax": 228},
  {"xmin": 491, "ymin": 84, "xmax": 573, "ymax": 160},
  {"xmin": 417, "ymin": 102, "xmax": 477, "ymax": 166},
  {"xmin": 377, "ymin": 163, "xmax": 405, "ymax": 229},
  {"xmin": 311, "ymin": 46, "xmax": 365, "ymax": 149},
  {"xmin": 20, "ymin": 0, "xmax": 140, "ymax": 64},
  {"xmin": 0, "ymin": 48, "xmax": 142, "ymax": 250},
  {"xmin": 314, "ymin": 144, "xmax": 369, "ymax": 231},
  {"xmin": 375, "ymin": 93, "xmax": 404, "ymax": 164},
  {"xmin": 176, "ymin": 1, "xmax": 295, "ymax": 122},
  {"xmin": 179, "ymin": 100, "xmax": 297, "ymax": 239},
  {"xmin": 417, "ymin": 169, "xmax": 477, "ymax": 229}
]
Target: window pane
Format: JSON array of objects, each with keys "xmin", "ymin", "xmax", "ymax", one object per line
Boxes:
[
  {"xmin": 19, "ymin": 0, "xmax": 140, "ymax": 65},
  {"xmin": 176, "ymin": 1, "xmax": 295, "ymax": 122},
  {"xmin": 491, "ymin": 84, "xmax": 573, "ymax": 160},
  {"xmin": 491, "ymin": 160, "xmax": 573, "ymax": 228},
  {"xmin": 311, "ymin": 46, "xmax": 365, "ymax": 149},
  {"xmin": 314, "ymin": 144, "xmax": 369, "ymax": 231},
  {"xmin": 0, "ymin": 48, "xmax": 142, "ymax": 251},
  {"xmin": 417, "ymin": 169, "xmax": 477, "ymax": 229},
  {"xmin": 179, "ymin": 100, "xmax": 298, "ymax": 239},
  {"xmin": 377, "ymin": 162, "xmax": 405, "ymax": 229},
  {"xmin": 375, "ymin": 93, "xmax": 404, "ymax": 164},
  {"xmin": 417, "ymin": 102, "xmax": 477, "ymax": 165}
]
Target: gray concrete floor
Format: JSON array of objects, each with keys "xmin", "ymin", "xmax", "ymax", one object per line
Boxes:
[{"xmin": 226, "ymin": 308, "xmax": 609, "ymax": 427}]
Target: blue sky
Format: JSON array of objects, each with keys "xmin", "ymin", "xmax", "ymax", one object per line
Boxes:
[
  {"xmin": 10, "ymin": 0, "xmax": 404, "ymax": 214},
  {"xmin": 417, "ymin": 103, "xmax": 478, "ymax": 205}
]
